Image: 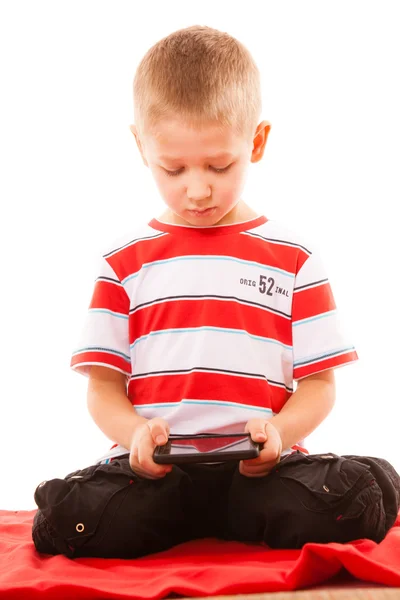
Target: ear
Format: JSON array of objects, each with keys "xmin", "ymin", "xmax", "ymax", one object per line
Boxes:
[
  {"xmin": 129, "ymin": 124, "xmax": 148, "ymax": 167},
  {"xmin": 251, "ymin": 120, "xmax": 271, "ymax": 163}
]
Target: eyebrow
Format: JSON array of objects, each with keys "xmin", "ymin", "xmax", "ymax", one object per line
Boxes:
[{"xmin": 159, "ymin": 152, "xmax": 235, "ymax": 161}]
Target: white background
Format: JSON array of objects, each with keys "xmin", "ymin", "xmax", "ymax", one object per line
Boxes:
[{"xmin": 1, "ymin": 1, "xmax": 399, "ymax": 510}]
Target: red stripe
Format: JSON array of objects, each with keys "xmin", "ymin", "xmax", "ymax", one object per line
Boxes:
[
  {"xmin": 293, "ymin": 283, "xmax": 336, "ymax": 321},
  {"xmin": 90, "ymin": 280, "xmax": 129, "ymax": 314},
  {"xmin": 128, "ymin": 371, "xmax": 292, "ymax": 414},
  {"xmin": 296, "ymin": 252, "xmax": 310, "ymax": 272},
  {"xmin": 130, "ymin": 299, "xmax": 292, "ymax": 346},
  {"xmin": 107, "ymin": 231, "xmax": 309, "ymax": 282},
  {"xmin": 70, "ymin": 351, "xmax": 130, "ymax": 375},
  {"xmin": 294, "ymin": 351, "xmax": 358, "ymax": 380}
]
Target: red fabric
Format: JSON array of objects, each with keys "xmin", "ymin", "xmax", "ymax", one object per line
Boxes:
[{"xmin": 1, "ymin": 509, "xmax": 400, "ymax": 600}]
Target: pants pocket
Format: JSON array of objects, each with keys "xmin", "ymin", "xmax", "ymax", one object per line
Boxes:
[
  {"xmin": 34, "ymin": 458, "xmax": 135, "ymax": 555},
  {"xmin": 277, "ymin": 452, "xmax": 375, "ymax": 518},
  {"xmin": 274, "ymin": 452, "xmax": 386, "ymax": 545}
]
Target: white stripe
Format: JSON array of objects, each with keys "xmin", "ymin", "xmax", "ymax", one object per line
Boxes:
[
  {"xmin": 122, "ymin": 255, "xmax": 294, "ymax": 286},
  {"xmin": 131, "ymin": 328, "xmax": 293, "ymax": 387},
  {"xmin": 122, "ymin": 256, "xmax": 294, "ymax": 316},
  {"xmin": 133, "ymin": 401, "xmax": 274, "ymax": 434},
  {"xmin": 73, "ymin": 311, "xmax": 130, "ymax": 361},
  {"xmin": 131, "ymin": 326, "xmax": 292, "ymax": 351},
  {"xmin": 293, "ymin": 312, "xmax": 353, "ymax": 366}
]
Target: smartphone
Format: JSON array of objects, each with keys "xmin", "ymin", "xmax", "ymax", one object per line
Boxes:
[{"xmin": 153, "ymin": 433, "xmax": 261, "ymax": 465}]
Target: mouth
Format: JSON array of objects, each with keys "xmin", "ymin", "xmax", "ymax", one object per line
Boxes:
[{"xmin": 187, "ymin": 207, "xmax": 216, "ymax": 217}]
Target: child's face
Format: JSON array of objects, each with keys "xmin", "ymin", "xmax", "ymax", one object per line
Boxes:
[{"xmin": 131, "ymin": 117, "xmax": 270, "ymax": 226}]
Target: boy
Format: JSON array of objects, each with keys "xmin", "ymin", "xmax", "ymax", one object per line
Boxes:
[{"xmin": 32, "ymin": 25, "xmax": 399, "ymax": 559}]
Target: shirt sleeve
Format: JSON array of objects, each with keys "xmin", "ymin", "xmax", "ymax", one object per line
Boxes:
[
  {"xmin": 292, "ymin": 248, "xmax": 358, "ymax": 380},
  {"xmin": 70, "ymin": 256, "xmax": 131, "ymax": 377}
]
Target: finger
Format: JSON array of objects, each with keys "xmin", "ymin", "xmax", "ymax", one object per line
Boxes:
[
  {"xmin": 136, "ymin": 456, "xmax": 172, "ymax": 479},
  {"xmin": 241, "ymin": 454, "xmax": 276, "ymax": 470},
  {"xmin": 138, "ymin": 449, "xmax": 172, "ymax": 478},
  {"xmin": 129, "ymin": 463, "xmax": 159, "ymax": 480},
  {"xmin": 148, "ymin": 419, "xmax": 170, "ymax": 445},
  {"xmin": 132, "ymin": 465, "xmax": 170, "ymax": 480},
  {"xmin": 130, "ymin": 446, "xmax": 166, "ymax": 480},
  {"xmin": 245, "ymin": 419, "xmax": 268, "ymax": 443},
  {"xmin": 240, "ymin": 448, "xmax": 280, "ymax": 476},
  {"xmin": 241, "ymin": 461, "xmax": 274, "ymax": 474},
  {"xmin": 240, "ymin": 467, "xmax": 271, "ymax": 478},
  {"xmin": 263, "ymin": 423, "xmax": 283, "ymax": 457},
  {"xmin": 239, "ymin": 461, "xmax": 273, "ymax": 477},
  {"xmin": 137, "ymin": 430, "xmax": 172, "ymax": 478},
  {"xmin": 241, "ymin": 452, "xmax": 266, "ymax": 465}
]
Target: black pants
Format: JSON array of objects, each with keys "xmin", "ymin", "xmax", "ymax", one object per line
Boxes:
[{"xmin": 32, "ymin": 451, "xmax": 400, "ymax": 559}]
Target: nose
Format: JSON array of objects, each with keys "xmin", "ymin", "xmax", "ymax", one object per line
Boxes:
[
  {"xmin": 186, "ymin": 178, "xmax": 211, "ymax": 202},
  {"xmin": 187, "ymin": 190, "xmax": 212, "ymax": 203}
]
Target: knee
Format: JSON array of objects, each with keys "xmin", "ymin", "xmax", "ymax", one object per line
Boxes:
[
  {"xmin": 32, "ymin": 462, "xmax": 192, "ymax": 559},
  {"xmin": 32, "ymin": 508, "xmax": 71, "ymax": 557},
  {"xmin": 226, "ymin": 455, "xmax": 392, "ymax": 549},
  {"xmin": 343, "ymin": 454, "xmax": 400, "ymax": 533}
]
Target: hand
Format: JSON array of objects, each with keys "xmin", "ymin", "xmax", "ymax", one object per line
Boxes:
[
  {"xmin": 129, "ymin": 417, "xmax": 172, "ymax": 479},
  {"xmin": 239, "ymin": 419, "xmax": 283, "ymax": 478}
]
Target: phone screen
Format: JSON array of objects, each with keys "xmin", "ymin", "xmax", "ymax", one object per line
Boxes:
[{"xmin": 158, "ymin": 434, "xmax": 255, "ymax": 456}]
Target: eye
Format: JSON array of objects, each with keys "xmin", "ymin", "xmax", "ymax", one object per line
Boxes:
[
  {"xmin": 213, "ymin": 165, "xmax": 232, "ymax": 174},
  {"xmin": 165, "ymin": 168, "xmax": 183, "ymax": 177},
  {"xmin": 164, "ymin": 165, "xmax": 232, "ymax": 177}
]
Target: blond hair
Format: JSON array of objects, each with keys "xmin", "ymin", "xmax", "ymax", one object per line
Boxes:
[{"xmin": 133, "ymin": 25, "xmax": 262, "ymax": 141}]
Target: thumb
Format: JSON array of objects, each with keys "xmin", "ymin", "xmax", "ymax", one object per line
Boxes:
[
  {"xmin": 148, "ymin": 419, "xmax": 169, "ymax": 445},
  {"xmin": 253, "ymin": 430, "xmax": 267, "ymax": 443},
  {"xmin": 246, "ymin": 420, "xmax": 268, "ymax": 443}
]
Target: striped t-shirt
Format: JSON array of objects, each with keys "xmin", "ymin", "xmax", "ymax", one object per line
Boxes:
[{"xmin": 71, "ymin": 215, "xmax": 358, "ymax": 464}]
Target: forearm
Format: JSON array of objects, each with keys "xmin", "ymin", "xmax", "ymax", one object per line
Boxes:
[
  {"xmin": 87, "ymin": 374, "xmax": 147, "ymax": 451},
  {"xmin": 268, "ymin": 373, "xmax": 336, "ymax": 451}
]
